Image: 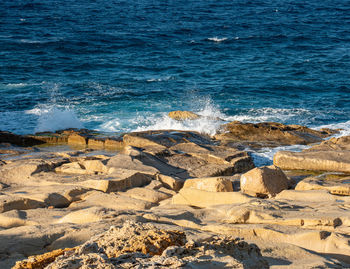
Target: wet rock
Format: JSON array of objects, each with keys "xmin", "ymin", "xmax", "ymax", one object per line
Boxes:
[
  {"xmin": 183, "ymin": 177, "xmax": 234, "ymax": 192},
  {"xmin": 0, "ymin": 131, "xmax": 45, "ymax": 147},
  {"xmin": 123, "ymin": 130, "xmax": 213, "ymax": 148},
  {"xmin": 215, "ymin": 121, "xmax": 336, "ymax": 148},
  {"xmin": 240, "ymin": 165, "xmax": 288, "ymax": 198},
  {"xmin": 168, "ymin": 110, "xmax": 200, "ymax": 120}
]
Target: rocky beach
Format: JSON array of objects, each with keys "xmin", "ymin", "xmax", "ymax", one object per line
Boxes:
[{"xmin": 0, "ymin": 112, "xmax": 349, "ymax": 268}]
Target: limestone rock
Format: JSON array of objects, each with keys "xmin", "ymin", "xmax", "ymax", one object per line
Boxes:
[
  {"xmin": 274, "ymin": 150, "xmax": 350, "ymax": 173},
  {"xmin": 168, "ymin": 110, "xmax": 200, "ymax": 120},
  {"xmin": 156, "ymin": 174, "xmax": 184, "ymax": 191},
  {"xmin": 80, "ymin": 159, "xmax": 108, "ymax": 174},
  {"xmin": 183, "ymin": 177, "xmax": 233, "ymax": 192},
  {"xmin": 35, "ymin": 222, "xmax": 268, "ymax": 269},
  {"xmin": 120, "ymin": 187, "xmax": 171, "ymax": 203},
  {"xmin": 54, "ymin": 162, "xmax": 87, "ymax": 174},
  {"xmin": 172, "ymin": 188, "xmax": 252, "ymax": 207},
  {"xmin": 13, "ymin": 248, "xmax": 75, "ymax": 269},
  {"xmin": 0, "ymin": 195, "xmax": 45, "ymax": 213},
  {"xmin": 240, "ymin": 165, "xmax": 288, "ymax": 197},
  {"xmin": 295, "ymin": 176, "xmax": 350, "ymax": 196},
  {"xmin": 216, "ymin": 121, "xmax": 335, "ymax": 148},
  {"xmin": 70, "ymin": 191, "xmax": 153, "ymax": 210},
  {"xmin": 123, "ymin": 130, "xmax": 213, "ymax": 148},
  {"xmin": 67, "ymin": 134, "xmax": 87, "ymax": 146}
]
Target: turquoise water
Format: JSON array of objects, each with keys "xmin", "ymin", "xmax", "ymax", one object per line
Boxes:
[{"xmin": 1, "ymin": 0, "xmax": 350, "ymax": 136}]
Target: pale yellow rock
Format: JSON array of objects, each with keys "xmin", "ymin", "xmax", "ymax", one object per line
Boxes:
[
  {"xmin": 55, "ymin": 162, "xmax": 87, "ymax": 174},
  {"xmin": 172, "ymin": 188, "xmax": 252, "ymax": 207},
  {"xmin": 274, "ymin": 150, "xmax": 350, "ymax": 173},
  {"xmin": 168, "ymin": 110, "xmax": 200, "ymax": 121},
  {"xmin": 70, "ymin": 191, "xmax": 153, "ymax": 210},
  {"xmin": 295, "ymin": 176, "xmax": 350, "ymax": 196},
  {"xmin": 183, "ymin": 177, "xmax": 233, "ymax": 192},
  {"xmin": 78, "ymin": 169, "xmax": 153, "ymax": 192},
  {"xmin": 120, "ymin": 187, "xmax": 171, "ymax": 203},
  {"xmin": 80, "ymin": 159, "xmax": 108, "ymax": 174},
  {"xmin": 240, "ymin": 165, "xmax": 288, "ymax": 197},
  {"xmin": 0, "ymin": 195, "xmax": 45, "ymax": 213},
  {"xmin": 57, "ymin": 207, "xmax": 109, "ymax": 224},
  {"xmin": 156, "ymin": 174, "xmax": 184, "ymax": 191},
  {"xmin": 275, "ymin": 189, "xmax": 350, "ymax": 202}
]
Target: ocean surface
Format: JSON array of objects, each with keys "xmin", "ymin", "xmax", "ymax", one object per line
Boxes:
[{"xmin": 1, "ymin": 0, "xmax": 350, "ymax": 158}]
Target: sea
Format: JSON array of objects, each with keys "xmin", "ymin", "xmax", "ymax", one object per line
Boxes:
[{"xmin": 1, "ymin": 0, "xmax": 350, "ymax": 164}]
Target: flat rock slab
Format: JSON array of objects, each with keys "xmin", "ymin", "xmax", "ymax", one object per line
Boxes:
[
  {"xmin": 215, "ymin": 121, "xmax": 335, "ymax": 148},
  {"xmin": 274, "ymin": 150, "xmax": 350, "ymax": 173},
  {"xmin": 183, "ymin": 177, "xmax": 234, "ymax": 192},
  {"xmin": 172, "ymin": 188, "xmax": 252, "ymax": 207},
  {"xmin": 295, "ymin": 176, "xmax": 350, "ymax": 195}
]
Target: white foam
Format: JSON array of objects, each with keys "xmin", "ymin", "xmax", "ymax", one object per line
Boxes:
[
  {"xmin": 32, "ymin": 106, "xmax": 83, "ymax": 133},
  {"xmin": 99, "ymin": 119, "xmax": 121, "ymax": 132},
  {"xmin": 207, "ymin": 37, "xmax": 228, "ymax": 42},
  {"xmin": 315, "ymin": 120, "xmax": 350, "ymax": 137},
  {"xmin": 225, "ymin": 107, "xmax": 311, "ymax": 124},
  {"xmin": 250, "ymin": 144, "xmax": 309, "ymax": 167}
]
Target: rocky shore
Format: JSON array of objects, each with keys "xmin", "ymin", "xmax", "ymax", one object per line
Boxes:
[{"xmin": 1, "ymin": 115, "xmax": 350, "ymax": 268}]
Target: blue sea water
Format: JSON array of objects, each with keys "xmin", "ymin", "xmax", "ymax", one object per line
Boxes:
[{"xmin": 1, "ymin": 0, "xmax": 350, "ymax": 137}]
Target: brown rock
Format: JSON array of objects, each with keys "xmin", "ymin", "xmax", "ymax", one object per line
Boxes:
[
  {"xmin": 67, "ymin": 134, "xmax": 87, "ymax": 146},
  {"xmin": 0, "ymin": 131, "xmax": 45, "ymax": 147},
  {"xmin": 183, "ymin": 177, "xmax": 233, "ymax": 192},
  {"xmin": 104, "ymin": 138, "xmax": 124, "ymax": 149},
  {"xmin": 168, "ymin": 110, "xmax": 200, "ymax": 120},
  {"xmin": 215, "ymin": 121, "xmax": 336, "ymax": 148},
  {"xmin": 13, "ymin": 248, "xmax": 75, "ymax": 269},
  {"xmin": 123, "ymin": 130, "xmax": 213, "ymax": 148},
  {"xmin": 87, "ymin": 138, "xmax": 105, "ymax": 149},
  {"xmin": 240, "ymin": 165, "xmax": 288, "ymax": 197}
]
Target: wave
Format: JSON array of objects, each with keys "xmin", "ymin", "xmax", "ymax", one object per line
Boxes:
[
  {"xmin": 207, "ymin": 37, "xmax": 228, "ymax": 42},
  {"xmin": 26, "ymin": 105, "xmax": 83, "ymax": 133},
  {"xmin": 315, "ymin": 120, "xmax": 350, "ymax": 137},
  {"xmin": 225, "ymin": 108, "xmax": 312, "ymax": 124}
]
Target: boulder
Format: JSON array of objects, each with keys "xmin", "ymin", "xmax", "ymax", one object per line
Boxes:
[
  {"xmin": 172, "ymin": 188, "xmax": 252, "ymax": 207},
  {"xmin": 80, "ymin": 159, "xmax": 108, "ymax": 174},
  {"xmin": 295, "ymin": 176, "xmax": 350, "ymax": 196},
  {"xmin": 215, "ymin": 121, "xmax": 336, "ymax": 148},
  {"xmin": 273, "ymin": 150, "xmax": 350, "ymax": 173},
  {"xmin": 240, "ymin": 165, "xmax": 288, "ymax": 197},
  {"xmin": 55, "ymin": 162, "xmax": 87, "ymax": 174},
  {"xmin": 168, "ymin": 110, "xmax": 200, "ymax": 120},
  {"xmin": 156, "ymin": 174, "xmax": 184, "ymax": 191},
  {"xmin": 183, "ymin": 177, "xmax": 233, "ymax": 192}
]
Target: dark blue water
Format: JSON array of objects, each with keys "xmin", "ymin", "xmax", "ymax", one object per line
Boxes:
[{"xmin": 1, "ymin": 0, "xmax": 350, "ymax": 135}]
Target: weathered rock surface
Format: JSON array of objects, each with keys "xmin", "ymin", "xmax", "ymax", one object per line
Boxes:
[
  {"xmin": 168, "ymin": 110, "xmax": 200, "ymax": 120},
  {"xmin": 241, "ymin": 165, "xmax": 288, "ymax": 197},
  {"xmin": 274, "ymin": 150, "xmax": 350, "ymax": 173},
  {"xmin": 215, "ymin": 121, "xmax": 336, "ymax": 148},
  {"xmin": 172, "ymin": 188, "xmax": 252, "ymax": 207},
  {"xmin": 295, "ymin": 175, "xmax": 350, "ymax": 195},
  {"xmin": 183, "ymin": 176, "xmax": 234, "ymax": 192},
  {"xmin": 15, "ymin": 222, "xmax": 268, "ymax": 269}
]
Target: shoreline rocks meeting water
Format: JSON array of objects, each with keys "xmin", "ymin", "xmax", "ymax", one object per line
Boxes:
[{"xmin": 1, "ymin": 115, "xmax": 350, "ymax": 268}]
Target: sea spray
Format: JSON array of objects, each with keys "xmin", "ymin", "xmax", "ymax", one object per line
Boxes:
[{"xmin": 26, "ymin": 106, "xmax": 83, "ymax": 133}]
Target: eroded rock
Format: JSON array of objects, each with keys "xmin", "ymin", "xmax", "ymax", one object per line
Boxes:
[{"xmin": 240, "ymin": 165, "xmax": 288, "ymax": 197}]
